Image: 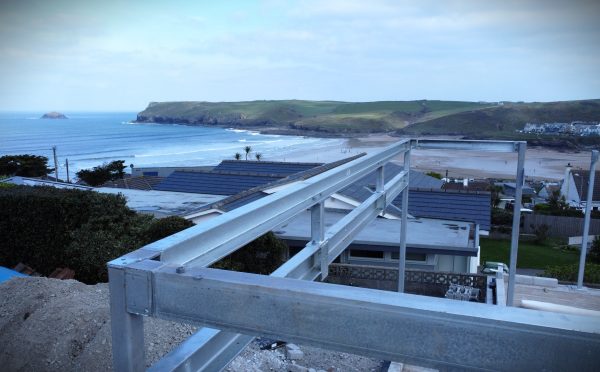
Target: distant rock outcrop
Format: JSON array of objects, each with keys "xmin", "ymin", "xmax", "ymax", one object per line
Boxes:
[{"xmin": 41, "ymin": 111, "xmax": 68, "ymax": 119}]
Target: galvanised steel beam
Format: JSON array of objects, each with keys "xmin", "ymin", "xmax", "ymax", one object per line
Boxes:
[
  {"xmin": 155, "ymin": 139, "xmax": 411, "ymax": 267},
  {"xmin": 146, "ymin": 168, "xmax": 409, "ymax": 372},
  {"xmin": 507, "ymin": 141, "xmax": 526, "ymax": 306},
  {"xmin": 412, "ymin": 139, "xmax": 523, "ymax": 153},
  {"xmin": 111, "ymin": 139, "xmax": 529, "ymax": 371},
  {"xmin": 142, "ymin": 266, "xmax": 600, "ymax": 372},
  {"xmin": 399, "ymin": 149, "xmax": 410, "ymax": 292},
  {"xmin": 578, "ymin": 150, "xmax": 600, "ymax": 288}
]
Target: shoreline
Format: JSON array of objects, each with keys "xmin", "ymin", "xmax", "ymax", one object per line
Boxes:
[{"xmin": 133, "ymin": 121, "xmax": 592, "ymax": 181}]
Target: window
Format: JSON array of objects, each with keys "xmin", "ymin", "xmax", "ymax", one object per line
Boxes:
[
  {"xmin": 391, "ymin": 252, "xmax": 427, "ymax": 262},
  {"xmin": 349, "ymin": 250, "xmax": 384, "ymax": 259}
]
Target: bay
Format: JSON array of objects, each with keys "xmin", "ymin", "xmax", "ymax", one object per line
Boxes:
[{"xmin": 0, "ymin": 112, "xmax": 344, "ymax": 178}]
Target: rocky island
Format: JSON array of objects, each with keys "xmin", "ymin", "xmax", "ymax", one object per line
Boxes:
[{"xmin": 41, "ymin": 111, "xmax": 68, "ymax": 119}]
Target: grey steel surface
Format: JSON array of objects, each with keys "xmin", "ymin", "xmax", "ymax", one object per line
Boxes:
[
  {"xmin": 579, "ymin": 150, "xmax": 599, "ymax": 288},
  {"xmin": 507, "ymin": 142, "xmax": 526, "ymax": 306},
  {"xmin": 108, "ymin": 139, "xmax": 539, "ymax": 372},
  {"xmin": 414, "ymin": 138, "xmax": 520, "ymax": 152},
  {"xmin": 108, "ymin": 266, "xmax": 145, "ymax": 372},
  {"xmin": 147, "ymin": 266, "xmax": 600, "ymax": 371},
  {"xmin": 338, "ymin": 164, "xmax": 443, "ymax": 204},
  {"xmin": 156, "ymin": 140, "xmax": 411, "ymax": 267},
  {"xmin": 399, "ymin": 149, "xmax": 410, "ymax": 292}
]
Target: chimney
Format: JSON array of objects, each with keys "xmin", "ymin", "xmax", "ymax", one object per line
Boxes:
[{"xmin": 564, "ymin": 163, "xmax": 572, "ymax": 199}]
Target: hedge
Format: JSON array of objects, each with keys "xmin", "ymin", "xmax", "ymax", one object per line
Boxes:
[
  {"xmin": 212, "ymin": 232, "xmax": 287, "ymax": 274},
  {"xmin": 541, "ymin": 263, "xmax": 600, "ymax": 284},
  {"xmin": 0, "ymin": 186, "xmax": 193, "ymax": 283}
]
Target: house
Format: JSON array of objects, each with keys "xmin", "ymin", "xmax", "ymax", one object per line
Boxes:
[
  {"xmin": 275, "ymin": 209, "xmax": 478, "ymax": 274},
  {"xmin": 560, "ymin": 165, "xmax": 600, "ymax": 209},
  {"xmin": 184, "ymin": 162, "xmax": 489, "ymax": 274},
  {"xmin": 500, "ymin": 182, "xmax": 536, "ymax": 198}
]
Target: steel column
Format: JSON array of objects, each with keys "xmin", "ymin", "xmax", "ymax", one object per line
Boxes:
[
  {"xmin": 108, "ymin": 266, "xmax": 145, "ymax": 372},
  {"xmin": 578, "ymin": 150, "xmax": 600, "ymax": 288},
  {"xmin": 399, "ymin": 149, "xmax": 410, "ymax": 292},
  {"xmin": 310, "ymin": 202, "xmax": 327, "ymax": 280},
  {"xmin": 507, "ymin": 142, "xmax": 527, "ymax": 306}
]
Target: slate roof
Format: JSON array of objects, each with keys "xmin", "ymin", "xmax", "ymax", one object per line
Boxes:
[
  {"xmin": 338, "ymin": 163, "xmax": 444, "ymax": 203},
  {"xmin": 392, "ymin": 189, "xmax": 491, "ymax": 230},
  {"xmin": 155, "ymin": 171, "xmax": 281, "ymax": 195},
  {"xmin": 572, "ymin": 170, "xmax": 600, "ymax": 201},
  {"xmin": 213, "ymin": 160, "xmax": 322, "ymax": 177}
]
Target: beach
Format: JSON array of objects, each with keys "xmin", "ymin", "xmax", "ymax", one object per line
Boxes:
[{"xmin": 273, "ymin": 134, "xmax": 593, "ymax": 181}]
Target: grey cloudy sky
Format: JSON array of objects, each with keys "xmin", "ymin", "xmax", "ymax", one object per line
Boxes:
[{"xmin": 0, "ymin": 0, "xmax": 599, "ymax": 111}]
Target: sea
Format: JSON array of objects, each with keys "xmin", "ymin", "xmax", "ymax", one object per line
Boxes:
[{"xmin": 0, "ymin": 112, "xmax": 344, "ymax": 178}]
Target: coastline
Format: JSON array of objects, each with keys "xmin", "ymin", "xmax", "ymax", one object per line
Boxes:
[{"xmin": 131, "ymin": 120, "xmax": 592, "ymax": 181}]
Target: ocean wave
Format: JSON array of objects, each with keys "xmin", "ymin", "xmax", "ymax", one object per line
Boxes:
[{"xmin": 226, "ymin": 128, "xmax": 248, "ymax": 133}]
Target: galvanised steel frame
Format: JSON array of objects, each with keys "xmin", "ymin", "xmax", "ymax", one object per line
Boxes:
[{"xmin": 109, "ymin": 139, "xmax": 600, "ymax": 372}]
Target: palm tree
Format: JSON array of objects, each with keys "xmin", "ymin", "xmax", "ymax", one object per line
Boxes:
[
  {"xmin": 234, "ymin": 152, "xmax": 242, "ymax": 160},
  {"xmin": 244, "ymin": 146, "xmax": 252, "ymax": 160},
  {"xmin": 255, "ymin": 153, "xmax": 262, "ymax": 161}
]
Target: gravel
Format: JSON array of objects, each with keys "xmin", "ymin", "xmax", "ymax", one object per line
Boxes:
[{"xmin": 0, "ymin": 277, "xmax": 384, "ymax": 371}]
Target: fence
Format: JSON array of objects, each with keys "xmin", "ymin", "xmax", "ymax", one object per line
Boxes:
[
  {"xmin": 524, "ymin": 213, "xmax": 600, "ymax": 238},
  {"xmin": 327, "ymin": 263, "xmax": 488, "ymax": 302}
]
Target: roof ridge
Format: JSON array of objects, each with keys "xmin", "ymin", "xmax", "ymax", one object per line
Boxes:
[{"xmin": 219, "ymin": 159, "xmax": 323, "ymax": 166}]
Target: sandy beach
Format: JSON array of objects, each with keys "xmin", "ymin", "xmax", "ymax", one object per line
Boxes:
[{"xmin": 272, "ymin": 134, "xmax": 593, "ymax": 181}]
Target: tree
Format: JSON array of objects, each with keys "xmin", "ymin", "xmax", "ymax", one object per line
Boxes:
[
  {"xmin": 234, "ymin": 152, "xmax": 242, "ymax": 160},
  {"xmin": 244, "ymin": 146, "xmax": 252, "ymax": 160},
  {"xmin": 589, "ymin": 236, "xmax": 600, "ymax": 264},
  {"xmin": 490, "ymin": 185, "xmax": 503, "ymax": 208},
  {"xmin": 76, "ymin": 160, "xmax": 126, "ymax": 186},
  {"xmin": 211, "ymin": 232, "xmax": 287, "ymax": 274},
  {"xmin": 548, "ymin": 190, "xmax": 568, "ymax": 211},
  {"xmin": 425, "ymin": 171, "xmax": 442, "ymax": 179},
  {"xmin": 0, "ymin": 155, "xmax": 53, "ymax": 177},
  {"xmin": 255, "ymin": 152, "xmax": 262, "ymax": 161}
]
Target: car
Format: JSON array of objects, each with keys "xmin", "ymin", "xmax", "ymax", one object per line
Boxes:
[{"xmin": 481, "ymin": 261, "xmax": 509, "ymax": 275}]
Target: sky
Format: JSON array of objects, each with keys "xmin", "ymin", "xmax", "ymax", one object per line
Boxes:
[{"xmin": 0, "ymin": 0, "xmax": 599, "ymax": 111}]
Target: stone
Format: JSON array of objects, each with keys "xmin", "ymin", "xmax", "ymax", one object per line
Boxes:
[
  {"xmin": 288, "ymin": 364, "xmax": 308, "ymax": 372},
  {"xmin": 387, "ymin": 361, "xmax": 404, "ymax": 372}
]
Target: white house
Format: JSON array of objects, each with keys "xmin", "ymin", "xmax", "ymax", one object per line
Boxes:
[{"xmin": 560, "ymin": 165, "xmax": 600, "ymax": 210}]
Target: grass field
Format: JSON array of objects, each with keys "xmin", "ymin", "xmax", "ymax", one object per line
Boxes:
[{"xmin": 480, "ymin": 238, "xmax": 579, "ymax": 269}]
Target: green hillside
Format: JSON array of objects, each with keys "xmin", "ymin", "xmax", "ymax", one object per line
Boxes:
[
  {"xmin": 135, "ymin": 99, "xmax": 600, "ymax": 140},
  {"xmin": 136, "ymin": 99, "xmax": 493, "ymax": 133},
  {"xmin": 399, "ymin": 100, "xmax": 600, "ymax": 137}
]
